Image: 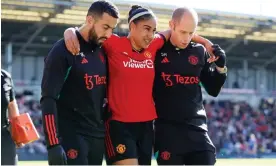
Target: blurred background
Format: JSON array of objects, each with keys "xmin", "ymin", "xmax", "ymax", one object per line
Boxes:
[{"xmin": 1, "ymin": 0, "xmax": 276, "ymax": 163}]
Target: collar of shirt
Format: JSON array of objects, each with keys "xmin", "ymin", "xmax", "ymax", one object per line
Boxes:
[
  {"xmin": 76, "ymin": 31, "xmax": 97, "ymax": 52},
  {"xmin": 132, "ymin": 48, "xmax": 144, "ymax": 53},
  {"xmin": 167, "ymin": 39, "xmax": 193, "ymax": 51}
]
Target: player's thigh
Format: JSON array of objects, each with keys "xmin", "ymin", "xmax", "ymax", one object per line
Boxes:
[
  {"xmin": 113, "ymin": 159, "xmax": 138, "ymax": 165},
  {"xmin": 104, "ymin": 120, "xmax": 137, "ymax": 165},
  {"xmin": 155, "ymin": 151, "xmax": 184, "ymax": 165},
  {"xmin": 137, "ymin": 121, "xmax": 154, "ymax": 165},
  {"xmin": 154, "ymin": 123, "xmax": 184, "ymax": 165},
  {"xmin": 186, "ymin": 129, "xmax": 216, "ymax": 153},
  {"xmin": 185, "ymin": 150, "xmax": 216, "ymax": 165},
  {"xmin": 87, "ymin": 137, "xmax": 105, "ymax": 165},
  {"xmin": 61, "ymin": 133, "xmax": 89, "ymax": 165},
  {"xmin": 1, "ymin": 128, "xmax": 17, "ymax": 165},
  {"xmin": 154, "ymin": 136, "xmax": 184, "ymax": 165}
]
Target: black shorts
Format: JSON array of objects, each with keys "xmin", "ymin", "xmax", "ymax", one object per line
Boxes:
[
  {"xmin": 1, "ymin": 127, "xmax": 17, "ymax": 165},
  {"xmin": 60, "ymin": 131, "xmax": 104, "ymax": 165},
  {"xmin": 104, "ymin": 119, "xmax": 154, "ymax": 165},
  {"xmin": 154, "ymin": 122, "xmax": 216, "ymax": 165}
]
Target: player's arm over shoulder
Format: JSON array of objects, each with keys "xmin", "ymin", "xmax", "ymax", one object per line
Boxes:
[
  {"xmin": 157, "ymin": 30, "xmax": 171, "ymax": 40},
  {"xmin": 190, "ymin": 43, "xmax": 207, "ymax": 62},
  {"xmin": 198, "ymin": 44, "xmax": 226, "ymax": 97},
  {"xmin": 146, "ymin": 33, "xmax": 167, "ymax": 50}
]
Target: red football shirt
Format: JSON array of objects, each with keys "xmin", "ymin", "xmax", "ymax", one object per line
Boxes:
[{"xmin": 103, "ymin": 34, "xmax": 165, "ymax": 122}]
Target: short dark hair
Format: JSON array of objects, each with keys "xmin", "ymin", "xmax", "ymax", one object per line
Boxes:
[
  {"xmin": 87, "ymin": 0, "xmax": 119, "ymax": 19},
  {"xmin": 128, "ymin": 5, "xmax": 155, "ymax": 24}
]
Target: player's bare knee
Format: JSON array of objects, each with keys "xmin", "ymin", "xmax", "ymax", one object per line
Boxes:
[{"xmin": 113, "ymin": 158, "xmax": 138, "ymax": 165}]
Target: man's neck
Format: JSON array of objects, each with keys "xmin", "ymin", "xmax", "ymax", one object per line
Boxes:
[
  {"xmin": 169, "ymin": 37, "xmax": 189, "ymax": 50},
  {"xmin": 169, "ymin": 37, "xmax": 177, "ymax": 48},
  {"xmin": 78, "ymin": 25, "xmax": 90, "ymax": 42}
]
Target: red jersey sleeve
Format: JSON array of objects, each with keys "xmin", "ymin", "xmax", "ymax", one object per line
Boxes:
[
  {"xmin": 102, "ymin": 34, "xmax": 120, "ymax": 57},
  {"xmin": 150, "ymin": 33, "xmax": 166, "ymax": 50}
]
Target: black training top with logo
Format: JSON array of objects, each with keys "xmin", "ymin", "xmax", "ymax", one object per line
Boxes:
[
  {"xmin": 153, "ymin": 41, "xmax": 226, "ymax": 131},
  {"xmin": 41, "ymin": 31, "xmax": 107, "ymax": 148}
]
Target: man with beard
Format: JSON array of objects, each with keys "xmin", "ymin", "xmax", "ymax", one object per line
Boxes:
[{"xmin": 40, "ymin": 1, "xmax": 119, "ymax": 165}]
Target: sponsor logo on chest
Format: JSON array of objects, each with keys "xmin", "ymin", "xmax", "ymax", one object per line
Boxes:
[{"xmin": 123, "ymin": 58, "xmax": 154, "ymax": 69}]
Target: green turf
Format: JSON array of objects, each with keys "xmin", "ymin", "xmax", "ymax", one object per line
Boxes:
[{"xmin": 18, "ymin": 159, "xmax": 276, "ymax": 166}]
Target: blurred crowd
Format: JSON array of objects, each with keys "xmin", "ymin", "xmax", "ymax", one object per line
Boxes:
[
  {"xmin": 205, "ymin": 98, "xmax": 276, "ymax": 157},
  {"xmin": 15, "ymin": 90, "xmax": 47, "ymax": 154},
  {"xmin": 15, "ymin": 90, "xmax": 276, "ymax": 157}
]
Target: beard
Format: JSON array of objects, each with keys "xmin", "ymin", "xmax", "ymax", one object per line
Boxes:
[
  {"xmin": 88, "ymin": 27, "xmax": 99, "ymax": 45},
  {"xmin": 88, "ymin": 26, "xmax": 107, "ymax": 45}
]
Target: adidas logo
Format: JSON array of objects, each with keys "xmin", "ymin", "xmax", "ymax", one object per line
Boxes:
[
  {"xmin": 81, "ymin": 58, "xmax": 88, "ymax": 64},
  {"xmin": 161, "ymin": 57, "xmax": 169, "ymax": 63},
  {"xmin": 99, "ymin": 54, "xmax": 105, "ymax": 63}
]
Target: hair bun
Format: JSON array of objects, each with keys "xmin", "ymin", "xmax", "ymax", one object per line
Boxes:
[
  {"xmin": 131, "ymin": 5, "xmax": 142, "ymax": 10},
  {"xmin": 129, "ymin": 5, "xmax": 142, "ymax": 15}
]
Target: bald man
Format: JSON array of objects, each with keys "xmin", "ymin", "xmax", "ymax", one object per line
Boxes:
[{"xmin": 153, "ymin": 7, "xmax": 227, "ymax": 165}]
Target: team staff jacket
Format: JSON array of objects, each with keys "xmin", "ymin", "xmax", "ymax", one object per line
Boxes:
[
  {"xmin": 153, "ymin": 41, "xmax": 227, "ymax": 131},
  {"xmin": 103, "ymin": 34, "xmax": 165, "ymax": 122},
  {"xmin": 1, "ymin": 69, "xmax": 15, "ymax": 127},
  {"xmin": 41, "ymin": 31, "xmax": 107, "ymax": 148}
]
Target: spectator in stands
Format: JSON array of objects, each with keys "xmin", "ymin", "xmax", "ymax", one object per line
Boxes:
[
  {"xmin": 233, "ymin": 81, "xmax": 240, "ymax": 89},
  {"xmin": 205, "ymin": 98, "xmax": 276, "ymax": 157}
]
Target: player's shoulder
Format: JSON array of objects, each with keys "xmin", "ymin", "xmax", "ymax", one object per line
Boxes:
[
  {"xmin": 1, "ymin": 69, "xmax": 12, "ymax": 79},
  {"xmin": 153, "ymin": 33, "xmax": 166, "ymax": 42},
  {"xmin": 111, "ymin": 34, "xmax": 120, "ymax": 38},
  {"xmin": 154, "ymin": 33, "xmax": 164, "ymax": 39},
  {"xmin": 50, "ymin": 39, "xmax": 67, "ymax": 52},
  {"xmin": 190, "ymin": 42, "xmax": 206, "ymax": 53},
  {"xmin": 48, "ymin": 39, "xmax": 71, "ymax": 58},
  {"xmin": 147, "ymin": 33, "xmax": 165, "ymax": 49},
  {"xmin": 108, "ymin": 34, "xmax": 122, "ymax": 41},
  {"xmin": 104, "ymin": 34, "xmax": 125, "ymax": 46}
]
